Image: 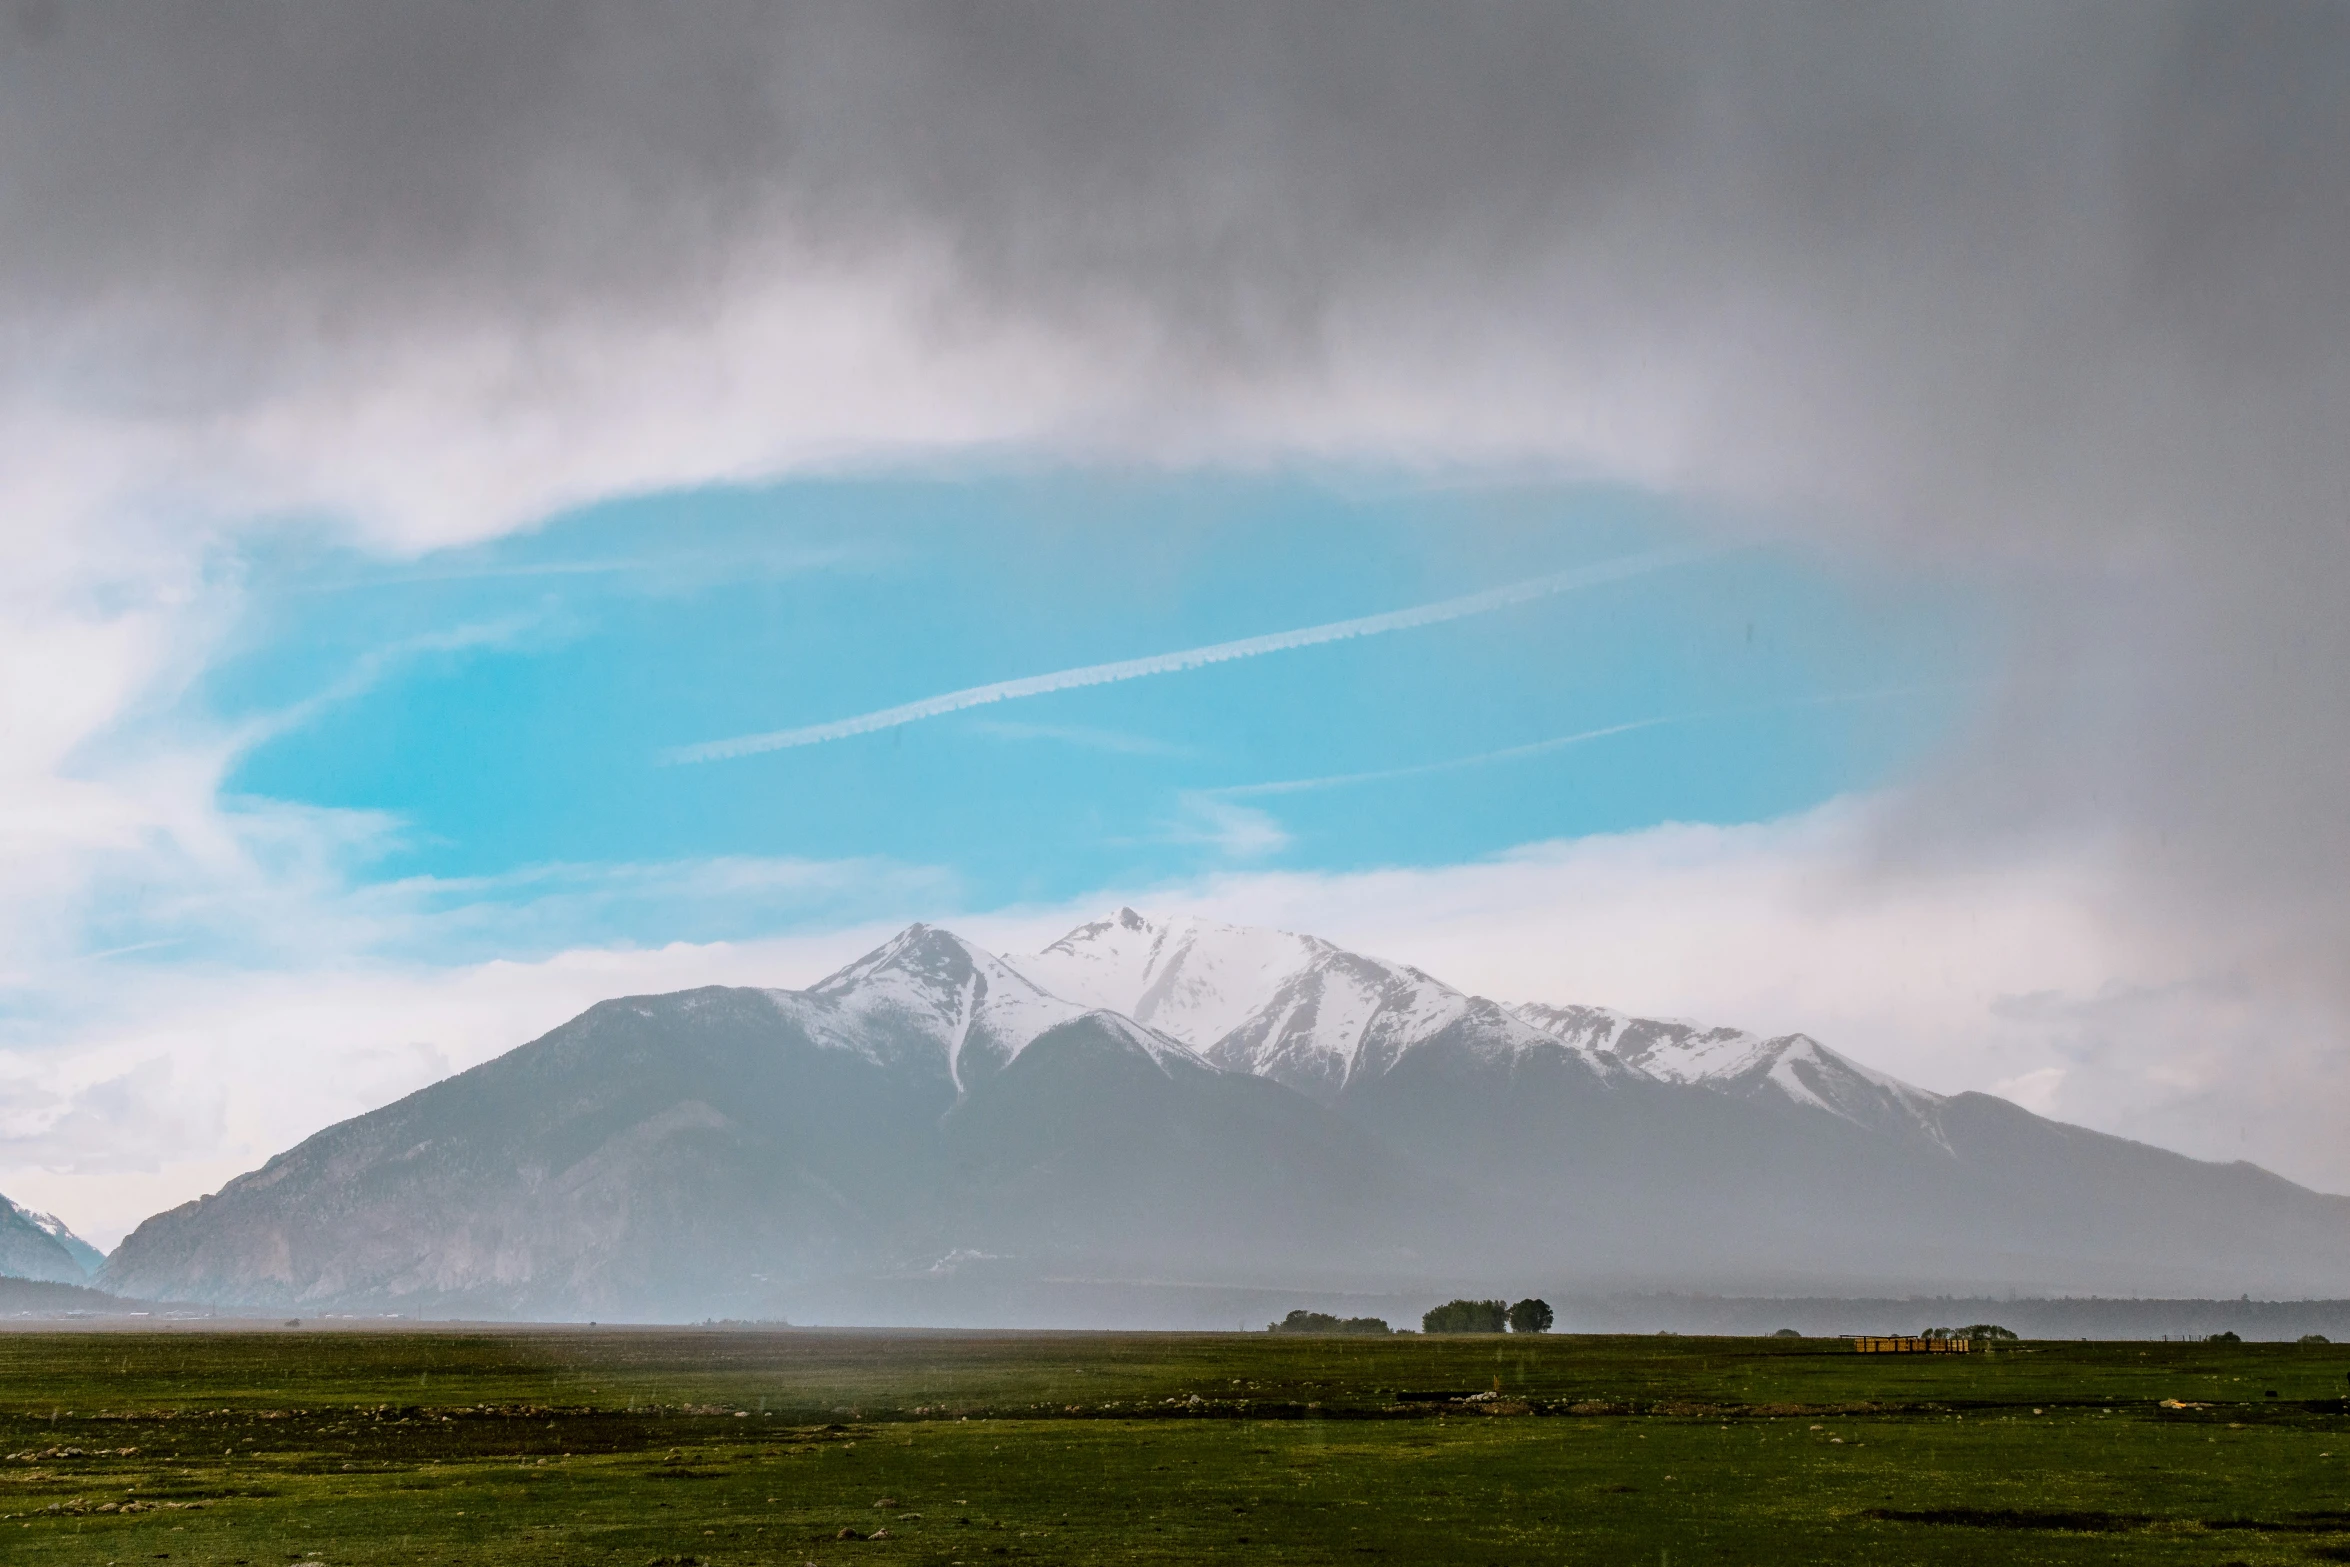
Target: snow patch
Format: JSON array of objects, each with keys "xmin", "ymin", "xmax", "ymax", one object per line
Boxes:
[
  {"xmin": 1010, "ymin": 907, "xmax": 1325, "ymax": 1046},
  {"xmin": 1512, "ymin": 1000, "xmax": 1948, "ymax": 1144},
  {"xmin": 786, "ymin": 923, "xmax": 1087, "ymax": 1079},
  {"xmin": 1019, "ymin": 909, "xmax": 1619, "ymax": 1096}
]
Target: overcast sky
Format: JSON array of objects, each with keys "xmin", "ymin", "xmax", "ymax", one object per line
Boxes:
[{"xmin": 4, "ymin": 1, "xmax": 2349, "ymax": 1244}]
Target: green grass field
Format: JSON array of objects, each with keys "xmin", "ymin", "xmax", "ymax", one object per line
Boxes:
[{"xmin": 1, "ymin": 1326, "xmax": 2345, "ymax": 1564}]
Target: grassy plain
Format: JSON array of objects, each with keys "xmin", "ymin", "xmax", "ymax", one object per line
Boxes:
[{"xmin": 0, "ymin": 1326, "xmax": 2345, "ymax": 1564}]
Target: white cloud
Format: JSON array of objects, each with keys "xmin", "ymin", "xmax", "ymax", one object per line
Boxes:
[
  {"xmin": 1160, "ymin": 794, "xmax": 1291, "ymax": 861},
  {"xmin": 1991, "ymin": 1067, "xmax": 2066, "ymax": 1118}
]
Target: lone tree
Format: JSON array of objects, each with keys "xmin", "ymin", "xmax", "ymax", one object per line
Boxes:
[
  {"xmin": 1422, "ymin": 1299, "xmax": 1508, "ymax": 1334},
  {"xmin": 1507, "ymin": 1298, "xmax": 1554, "ymax": 1334}
]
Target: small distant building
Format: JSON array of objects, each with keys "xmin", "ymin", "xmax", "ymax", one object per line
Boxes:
[{"xmin": 1851, "ymin": 1335, "xmax": 1972, "ymax": 1353}]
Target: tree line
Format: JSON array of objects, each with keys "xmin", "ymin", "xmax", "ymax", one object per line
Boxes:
[
  {"xmin": 1266, "ymin": 1298, "xmax": 1555, "ymax": 1336},
  {"xmin": 1423, "ymin": 1298, "xmax": 1552, "ymax": 1335}
]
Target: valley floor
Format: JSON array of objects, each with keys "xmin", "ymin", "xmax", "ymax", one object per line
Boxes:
[{"xmin": 0, "ymin": 1327, "xmax": 2345, "ymax": 1564}]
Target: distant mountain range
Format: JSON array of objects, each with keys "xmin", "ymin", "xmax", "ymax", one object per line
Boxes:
[
  {"xmin": 89, "ymin": 910, "xmax": 2350, "ymax": 1323},
  {"xmin": 0, "ymin": 1195, "xmax": 103, "ymax": 1283}
]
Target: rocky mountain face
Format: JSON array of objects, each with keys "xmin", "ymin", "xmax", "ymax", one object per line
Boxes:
[
  {"xmin": 97, "ymin": 911, "xmax": 2350, "ymax": 1322},
  {"xmin": 0, "ymin": 1195, "xmax": 99, "ymax": 1283}
]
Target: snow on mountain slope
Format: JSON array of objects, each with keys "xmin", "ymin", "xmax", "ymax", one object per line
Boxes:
[
  {"xmin": 1204, "ymin": 949, "xmax": 1574, "ymax": 1097},
  {"xmin": 689, "ymin": 911, "xmax": 1952, "ymax": 1141},
  {"xmin": 1013, "ymin": 909, "xmax": 1942, "ymax": 1129},
  {"xmin": 792, "ymin": 923, "xmax": 1091, "ymax": 1089},
  {"xmin": 1512, "ymin": 1002, "xmax": 1951, "ymax": 1147},
  {"xmin": 19, "ymin": 1206, "xmax": 103, "ymax": 1276},
  {"xmin": 1010, "ymin": 908, "xmax": 1324, "ymax": 1047},
  {"xmin": 0, "ymin": 1194, "xmax": 90, "ymax": 1283},
  {"xmin": 1015, "ymin": 910, "xmax": 1625, "ymax": 1099}
]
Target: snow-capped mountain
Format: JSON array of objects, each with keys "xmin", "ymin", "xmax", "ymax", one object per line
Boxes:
[
  {"xmin": 100, "ymin": 922, "xmax": 1421, "ymax": 1319},
  {"xmin": 1011, "ymin": 908, "xmax": 1314, "ymax": 1045},
  {"xmin": 1021, "ymin": 910, "xmax": 1936, "ymax": 1138},
  {"xmin": 22, "ymin": 1207, "xmax": 105, "ymax": 1276},
  {"xmin": 793, "ymin": 922, "xmax": 1095, "ymax": 1088},
  {"xmin": 1511, "ymin": 1002, "xmax": 1953, "ymax": 1146},
  {"xmin": 0, "ymin": 1195, "xmax": 97, "ymax": 1282},
  {"xmin": 1011, "ymin": 909, "xmax": 1624, "ymax": 1099},
  {"xmin": 96, "ymin": 910, "xmax": 2350, "ymax": 1320}
]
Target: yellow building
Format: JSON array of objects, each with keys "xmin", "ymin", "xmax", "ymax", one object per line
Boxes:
[{"xmin": 1851, "ymin": 1335, "xmax": 1973, "ymax": 1353}]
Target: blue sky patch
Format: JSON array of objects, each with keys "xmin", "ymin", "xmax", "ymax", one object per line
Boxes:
[{"xmin": 195, "ymin": 469, "xmax": 1988, "ymax": 958}]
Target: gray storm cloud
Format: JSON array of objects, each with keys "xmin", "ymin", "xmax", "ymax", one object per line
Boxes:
[{"xmin": 5, "ymin": 4, "xmax": 2348, "ymax": 1033}]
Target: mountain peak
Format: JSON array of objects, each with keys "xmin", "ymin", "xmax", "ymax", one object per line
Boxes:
[
  {"xmin": 1010, "ymin": 909, "xmax": 1619, "ymax": 1099},
  {"xmin": 0, "ymin": 1193, "xmax": 96, "ymax": 1283},
  {"xmin": 809, "ymin": 921, "xmax": 983, "ymax": 991},
  {"xmin": 19, "ymin": 1206, "xmax": 104, "ymax": 1277},
  {"xmin": 1013, "ymin": 910, "xmax": 1332, "ymax": 1049},
  {"xmin": 801, "ymin": 923, "xmax": 1084, "ymax": 1089}
]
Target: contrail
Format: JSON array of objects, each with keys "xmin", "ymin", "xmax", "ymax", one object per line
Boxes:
[
  {"xmin": 660, "ymin": 547, "xmax": 1708, "ymax": 764},
  {"xmin": 1210, "ymin": 717, "xmax": 1680, "ymax": 798},
  {"xmin": 1209, "ymin": 682, "xmax": 1980, "ymax": 798}
]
